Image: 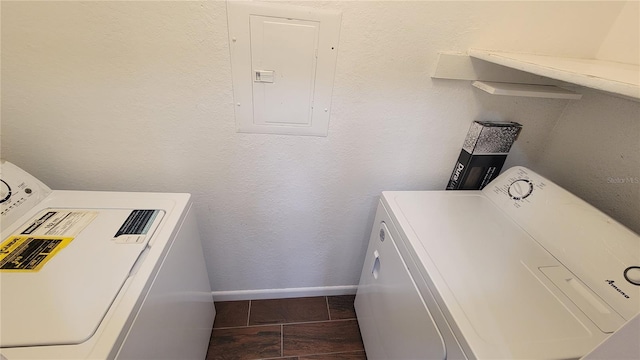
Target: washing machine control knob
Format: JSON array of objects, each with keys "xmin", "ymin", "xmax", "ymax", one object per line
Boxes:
[
  {"xmin": 508, "ymin": 179, "xmax": 533, "ymax": 200},
  {"xmin": 0, "ymin": 179, "xmax": 12, "ymax": 204},
  {"xmin": 624, "ymin": 267, "xmax": 640, "ymax": 286}
]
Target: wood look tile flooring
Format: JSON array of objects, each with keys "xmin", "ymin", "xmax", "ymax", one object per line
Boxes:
[{"xmin": 207, "ymin": 295, "xmax": 367, "ymax": 360}]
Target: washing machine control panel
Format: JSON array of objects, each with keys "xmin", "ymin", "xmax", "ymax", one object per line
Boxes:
[{"xmin": 0, "ymin": 160, "xmax": 52, "ymax": 230}]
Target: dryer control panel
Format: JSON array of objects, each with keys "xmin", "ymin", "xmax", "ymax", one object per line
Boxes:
[
  {"xmin": 485, "ymin": 166, "xmax": 549, "ymax": 208},
  {"xmin": 0, "ymin": 160, "xmax": 52, "ymax": 230},
  {"xmin": 484, "ymin": 166, "xmax": 640, "ymax": 321}
]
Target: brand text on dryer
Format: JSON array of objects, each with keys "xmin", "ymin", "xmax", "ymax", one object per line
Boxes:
[{"xmin": 606, "ymin": 280, "xmax": 630, "ymax": 299}]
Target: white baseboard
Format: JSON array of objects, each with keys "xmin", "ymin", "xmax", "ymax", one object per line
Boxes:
[{"xmin": 212, "ymin": 285, "xmax": 358, "ymax": 302}]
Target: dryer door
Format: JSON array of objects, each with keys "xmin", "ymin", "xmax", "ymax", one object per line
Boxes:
[{"xmin": 355, "ymin": 202, "xmax": 446, "ymax": 360}]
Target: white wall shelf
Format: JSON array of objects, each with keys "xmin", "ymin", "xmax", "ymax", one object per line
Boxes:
[{"xmin": 468, "ymin": 49, "xmax": 640, "ymax": 101}]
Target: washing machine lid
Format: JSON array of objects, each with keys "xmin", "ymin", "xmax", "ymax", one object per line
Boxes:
[
  {"xmin": 0, "ymin": 206, "xmax": 164, "ymax": 347},
  {"xmin": 383, "ymin": 168, "xmax": 639, "ymax": 360}
]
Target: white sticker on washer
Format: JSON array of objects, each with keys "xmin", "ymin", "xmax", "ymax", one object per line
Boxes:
[{"xmin": 17, "ymin": 210, "xmax": 98, "ymax": 237}]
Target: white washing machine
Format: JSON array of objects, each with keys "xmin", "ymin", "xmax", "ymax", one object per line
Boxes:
[
  {"xmin": 0, "ymin": 160, "xmax": 215, "ymax": 359},
  {"xmin": 355, "ymin": 166, "xmax": 640, "ymax": 359}
]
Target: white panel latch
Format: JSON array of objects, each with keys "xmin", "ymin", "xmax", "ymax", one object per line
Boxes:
[{"xmin": 254, "ymin": 70, "xmax": 275, "ymax": 83}]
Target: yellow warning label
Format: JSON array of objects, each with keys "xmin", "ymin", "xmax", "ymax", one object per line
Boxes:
[{"xmin": 0, "ymin": 236, "xmax": 73, "ymax": 272}]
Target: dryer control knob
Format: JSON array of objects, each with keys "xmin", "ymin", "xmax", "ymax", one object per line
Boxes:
[
  {"xmin": 624, "ymin": 267, "xmax": 640, "ymax": 286},
  {"xmin": 508, "ymin": 179, "xmax": 533, "ymax": 200}
]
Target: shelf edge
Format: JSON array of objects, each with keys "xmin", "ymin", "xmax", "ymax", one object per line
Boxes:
[{"xmin": 468, "ymin": 49, "xmax": 640, "ymax": 101}]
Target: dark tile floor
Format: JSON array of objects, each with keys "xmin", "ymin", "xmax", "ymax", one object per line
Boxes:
[{"xmin": 206, "ymin": 295, "xmax": 367, "ymax": 360}]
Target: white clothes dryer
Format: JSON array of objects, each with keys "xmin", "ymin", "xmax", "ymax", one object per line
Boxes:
[
  {"xmin": 355, "ymin": 166, "xmax": 639, "ymax": 359},
  {"xmin": 0, "ymin": 160, "xmax": 215, "ymax": 359}
]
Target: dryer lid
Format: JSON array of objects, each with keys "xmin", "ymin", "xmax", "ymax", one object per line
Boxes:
[{"xmin": 0, "ymin": 207, "xmax": 164, "ymax": 348}]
